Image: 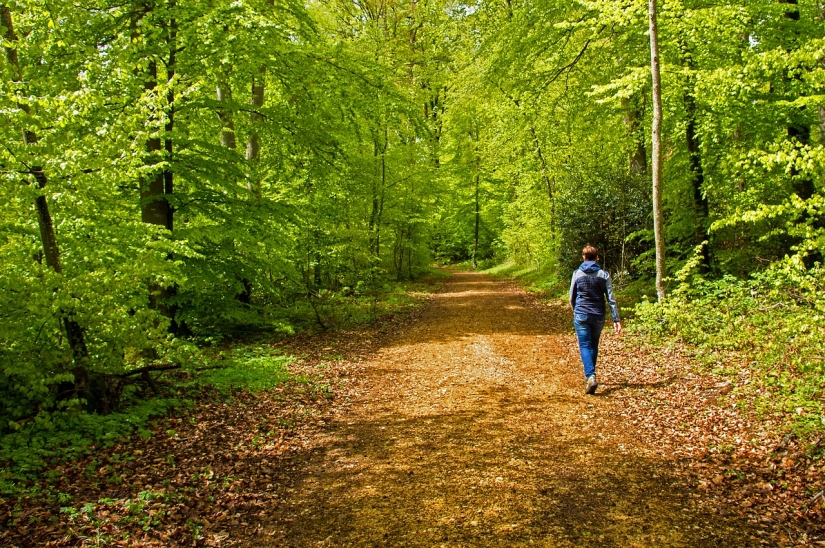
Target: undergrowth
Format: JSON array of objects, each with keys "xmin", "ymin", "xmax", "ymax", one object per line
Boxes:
[
  {"xmin": 0, "ymin": 346, "xmax": 293, "ymax": 494},
  {"xmin": 0, "ymin": 275, "xmax": 438, "ymax": 494},
  {"xmin": 634, "ymin": 255, "xmax": 825, "ymax": 438}
]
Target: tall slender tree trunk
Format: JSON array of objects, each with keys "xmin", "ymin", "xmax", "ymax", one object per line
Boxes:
[
  {"xmin": 369, "ymin": 129, "xmax": 387, "ymax": 257},
  {"xmin": 163, "ymin": 15, "xmax": 176, "ymax": 231},
  {"xmin": 528, "ymin": 125, "xmax": 555, "ymax": 220},
  {"xmin": 473, "ymin": 172, "xmax": 480, "ymax": 270},
  {"xmin": 142, "ymin": 60, "xmax": 171, "ymax": 230},
  {"xmin": 622, "ymin": 96, "xmax": 648, "ymax": 176},
  {"xmin": 407, "ymin": 226, "xmax": 413, "ymax": 279},
  {"xmin": 217, "ymin": 77, "xmax": 254, "ymax": 303},
  {"xmin": 649, "ymin": 0, "xmax": 666, "ymax": 301},
  {"xmin": 216, "ymin": 81, "xmax": 237, "ymax": 149},
  {"xmin": 138, "ymin": 8, "xmax": 183, "ymax": 336},
  {"xmin": 2, "ymin": 4, "xmax": 89, "ymax": 391},
  {"xmin": 683, "ymin": 62, "xmax": 711, "ymax": 271},
  {"xmin": 245, "ymin": 68, "xmax": 265, "ymax": 197}
]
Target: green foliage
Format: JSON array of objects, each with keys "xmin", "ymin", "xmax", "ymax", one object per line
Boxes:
[
  {"xmin": 0, "ymin": 342, "xmax": 300, "ymax": 487},
  {"xmin": 0, "ymin": 0, "xmax": 447, "ymax": 448},
  {"xmin": 0, "ymin": 396, "xmax": 185, "ymax": 490},
  {"xmin": 4, "ymin": 0, "xmax": 825, "ymax": 492}
]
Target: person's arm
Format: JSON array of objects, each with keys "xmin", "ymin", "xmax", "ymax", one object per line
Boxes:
[
  {"xmin": 604, "ymin": 271, "xmax": 621, "ymax": 332},
  {"xmin": 569, "ymin": 272, "xmax": 578, "ymax": 310}
]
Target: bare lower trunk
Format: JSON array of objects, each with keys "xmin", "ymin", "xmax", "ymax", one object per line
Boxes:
[
  {"xmin": 649, "ymin": 0, "xmax": 666, "ymax": 301},
  {"xmin": 473, "ymin": 173, "xmax": 480, "ymax": 270}
]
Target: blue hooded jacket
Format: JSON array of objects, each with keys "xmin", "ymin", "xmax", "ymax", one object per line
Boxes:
[{"xmin": 569, "ymin": 261, "xmax": 620, "ymax": 322}]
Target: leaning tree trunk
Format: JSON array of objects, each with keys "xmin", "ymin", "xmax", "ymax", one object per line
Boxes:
[
  {"xmin": 2, "ymin": 4, "xmax": 89, "ymax": 392},
  {"xmin": 649, "ymin": 0, "xmax": 666, "ymax": 301}
]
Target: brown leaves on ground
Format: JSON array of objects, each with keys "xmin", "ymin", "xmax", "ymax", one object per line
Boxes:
[
  {"xmin": 1, "ymin": 272, "xmax": 823, "ymax": 547},
  {"xmin": 597, "ymin": 328, "xmax": 825, "ymax": 546},
  {"xmin": 0, "ymin": 306, "xmax": 427, "ymax": 548}
]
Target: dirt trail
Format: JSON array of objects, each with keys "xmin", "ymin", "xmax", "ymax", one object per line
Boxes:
[{"xmin": 255, "ymin": 272, "xmax": 757, "ymax": 547}]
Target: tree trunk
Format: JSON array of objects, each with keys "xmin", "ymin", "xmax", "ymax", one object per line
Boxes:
[
  {"xmin": 649, "ymin": 0, "xmax": 666, "ymax": 301},
  {"xmin": 378, "ymin": 140, "xmax": 385, "ymax": 257},
  {"xmin": 528, "ymin": 125, "xmax": 555, "ymax": 219},
  {"xmin": 622, "ymin": 96, "xmax": 648, "ymax": 176},
  {"xmin": 216, "ymin": 81, "xmax": 237, "ymax": 149},
  {"xmin": 407, "ymin": 226, "xmax": 413, "ymax": 279},
  {"xmin": 369, "ymin": 130, "xmax": 387, "ymax": 258},
  {"xmin": 370, "ymin": 142, "xmax": 380, "ymax": 255},
  {"xmin": 139, "ymin": 13, "xmax": 183, "ymax": 336},
  {"xmin": 683, "ymin": 66, "xmax": 711, "ymax": 271},
  {"xmin": 396, "ymin": 228, "xmax": 404, "ymax": 280},
  {"xmin": 217, "ymin": 77, "xmax": 254, "ymax": 303},
  {"xmin": 163, "ymin": 16, "xmax": 176, "ymax": 231},
  {"xmin": 2, "ymin": 4, "xmax": 90, "ymax": 391},
  {"xmin": 141, "ymin": 60, "xmax": 172, "ymax": 230},
  {"xmin": 245, "ymin": 68, "xmax": 265, "ymax": 197},
  {"xmin": 473, "ymin": 173, "xmax": 480, "ymax": 270}
]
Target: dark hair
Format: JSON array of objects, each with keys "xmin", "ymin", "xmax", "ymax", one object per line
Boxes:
[{"xmin": 582, "ymin": 245, "xmax": 598, "ymax": 261}]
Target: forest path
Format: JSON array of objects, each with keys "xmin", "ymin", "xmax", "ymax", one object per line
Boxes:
[{"xmin": 254, "ymin": 272, "xmax": 756, "ymax": 547}]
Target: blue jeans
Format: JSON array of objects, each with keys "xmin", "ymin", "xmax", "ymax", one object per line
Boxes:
[{"xmin": 573, "ymin": 313, "xmax": 605, "ymax": 378}]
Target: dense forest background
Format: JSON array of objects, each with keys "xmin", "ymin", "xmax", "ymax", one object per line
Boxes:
[{"xmin": 2, "ymin": 0, "xmax": 825, "ymax": 473}]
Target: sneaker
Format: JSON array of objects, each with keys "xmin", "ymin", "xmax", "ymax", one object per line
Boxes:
[{"xmin": 585, "ymin": 375, "xmax": 598, "ymax": 395}]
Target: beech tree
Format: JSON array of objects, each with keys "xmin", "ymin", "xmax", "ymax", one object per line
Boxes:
[{"xmin": 649, "ymin": 0, "xmax": 666, "ymax": 300}]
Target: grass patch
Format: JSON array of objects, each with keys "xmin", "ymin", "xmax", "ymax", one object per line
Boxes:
[
  {"xmin": 196, "ymin": 348, "xmax": 293, "ymax": 394},
  {"xmin": 483, "ymin": 261, "xmax": 567, "ymax": 296}
]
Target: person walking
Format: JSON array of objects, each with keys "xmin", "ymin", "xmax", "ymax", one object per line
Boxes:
[{"xmin": 569, "ymin": 245, "xmax": 621, "ymax": 394}]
